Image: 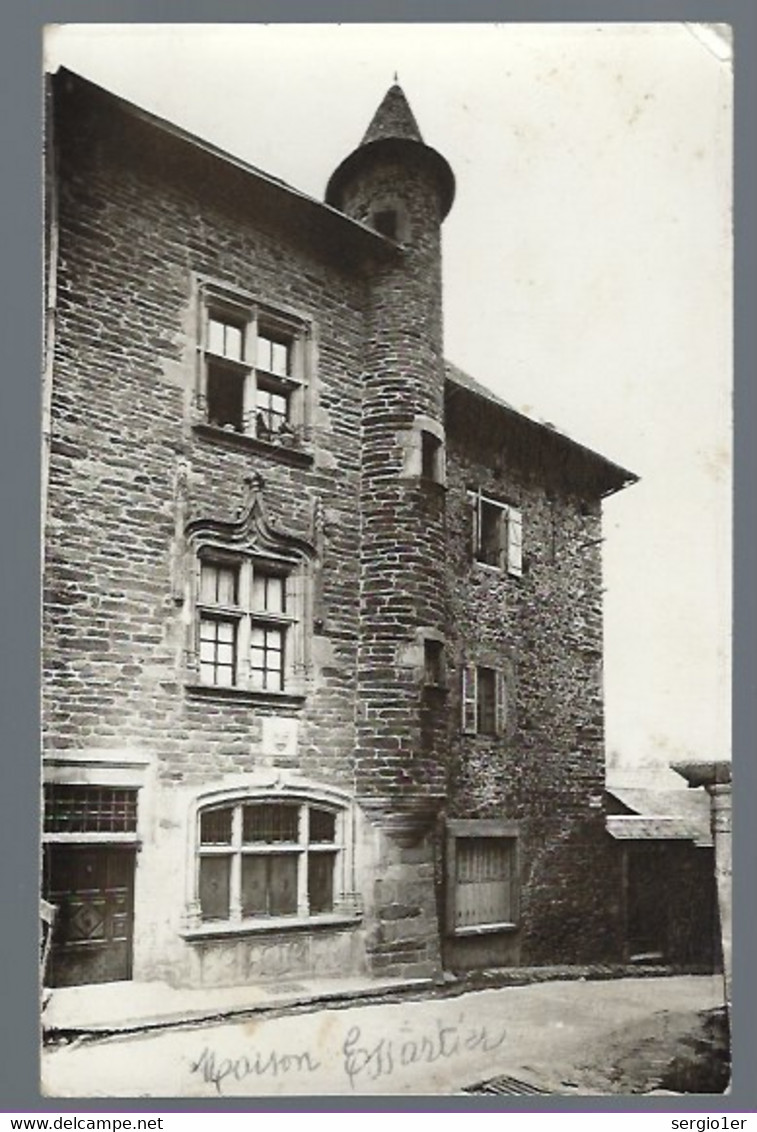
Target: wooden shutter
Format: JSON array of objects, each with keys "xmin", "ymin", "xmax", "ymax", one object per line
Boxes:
[
  {"xmin": 497, "ymin": 505, "xmax": 508, "ymax": 571},
  {"xmin": 455, "ymin": 838, "xmax": 513, "ymax": 928},
  {"xmin": 462, "ymin": 665, "xmax": 478, "ymax": 734},
  {"xmin": 507, "ymin": 507, "xmax": 523, "ymax": 576},
  {"xmin": 495, "ymin": 670, "xmax": 508, "ymax": 736},
  {"xmin": 289, "ymin": 329, "xmax": 305, "ymax": 430},
  {"xmin": 468, "ymin": 491, "xmax": 480, "ymax": 561}
]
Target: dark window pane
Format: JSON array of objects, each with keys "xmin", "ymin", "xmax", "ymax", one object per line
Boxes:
[
  {"xmin": 207, "ymin": 363, "xmax": 244, "ymax": 431},
  {"xmin": 424, "ymin": 639, "xmax": 443, "ymax": 685},
  {"xmin": 242, "ymin": 803, "xmax": 298, "ymax": 843},
  {"xmin": 308, "ymin": 852, "xmax": 335, "ymax": 914},
  {"xmin": 200, "ymin": 807, "xmax": 233, "ymax": 845},
  {"xmin": 241, "ymin": 856, "xmax": 268, "ymax": 917},
  {"xmin": 309, "ymin": 808, "xmax": 336, "ymax": 843},
  {"xmin": 199, "ymin": 856, "xmax": 231, "ymax": 920},
  {"xmin": 373, "ymin": 209, "xmax": 397, "ymax": 239},
  {"xmin": 421, "ymin": 431, "xmax": 441, "ymax": 481},
  {"xmin": 269, "ymin": 855, "xmax": 298, "ymax": 915},
  {"xmin": 477, "ymin": 667, "xmax": 497, "ymax": 734},
  {"xmin": 479, "ymin": 501, "xmax": 501, "ymax": 565}
]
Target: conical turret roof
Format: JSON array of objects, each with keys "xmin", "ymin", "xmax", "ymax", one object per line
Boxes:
[
  {"xmin": 325, "ymin": 82, "xmax": 455, "ymax": 221},
  {"xmin": 360, "ymin": 83, "xmax": 425, "ymax": 146}
]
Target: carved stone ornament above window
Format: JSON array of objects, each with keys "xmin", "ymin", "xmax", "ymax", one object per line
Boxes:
[{"xmin": 184, "ymin": 475, "xmax": 316, "ymax": 700}]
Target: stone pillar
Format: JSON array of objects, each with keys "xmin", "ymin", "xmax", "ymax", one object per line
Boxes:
[{"xmin": 672, "ymin": 759, "xmax": 731, "ymax": 1012}]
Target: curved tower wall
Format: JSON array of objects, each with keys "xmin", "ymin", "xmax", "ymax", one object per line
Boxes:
[
  {"xmin": 340, "ymin": 149, "xmax": 449, "ymax": 804},
  {"xmin": 328, "ymin": 115, "xmax": 454, "ymax": 977}
]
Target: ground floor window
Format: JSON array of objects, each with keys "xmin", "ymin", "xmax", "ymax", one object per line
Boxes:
[
  {"xmin": 197, "ymin": 798, "xmax": 340, "ymax": 923},
  {"xmin": 446, "ymin": 819, "xmax": 520, "ymax": 935}
]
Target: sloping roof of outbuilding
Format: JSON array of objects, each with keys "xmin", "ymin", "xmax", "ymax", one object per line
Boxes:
[
  {"xmin": 444, "ymin": 361, "xmax": 638, "ymax": 498},
  {"xmin": 605, "ymin": 786, "xmax": 712, "ymax": 846}
]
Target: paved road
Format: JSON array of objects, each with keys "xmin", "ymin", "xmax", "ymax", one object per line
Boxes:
[{"xmin": 41, "ymin": 975, "xmax": 724, "ymax": 1098}]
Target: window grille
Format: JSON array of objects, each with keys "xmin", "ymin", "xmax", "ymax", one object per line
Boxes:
[{"xmin": 44, "ymin": 785, "xmax": 138, "ymax": 834}]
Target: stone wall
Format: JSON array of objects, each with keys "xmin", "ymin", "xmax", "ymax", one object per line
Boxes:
[
  {"xmin": 443, "ymin": 392, "xmax": 623, "ymax": 968},
  {"xmin": 45, "ymin": 73, "xmax": 630, "ymax": 985},
  {"xmin": 45, "ymin": 79, "xmax": 367, "ymax": 793},
  {"xmin": 45, "ymin": 78, "xmax": 375, "ymax": 984}
]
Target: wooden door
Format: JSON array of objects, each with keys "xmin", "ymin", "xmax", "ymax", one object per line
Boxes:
[
  {"xmin": 44, "ymin": 845, "xmax": 135, "ymax": 986},
  {"xmin": 626, "ymin": 844, "xmax": 668, "ymax": 962}
]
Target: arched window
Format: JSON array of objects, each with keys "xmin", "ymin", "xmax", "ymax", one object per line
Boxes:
[{"xmin": 194, "ymin": 796, "xmax": 348, "ymax": 925}]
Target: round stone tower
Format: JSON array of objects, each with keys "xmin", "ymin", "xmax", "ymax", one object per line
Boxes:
[{"xmin": 327, "ymin": 86, "xmax": 455, "ymax": 975}]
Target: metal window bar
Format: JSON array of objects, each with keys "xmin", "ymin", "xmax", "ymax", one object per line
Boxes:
[
  {"xmin": 243, "ymin": 803, "xmax": 299, "ymax": 843},
  {"xmin": 43, "ymin": 785, "xmax": 138, "ymax": 833},
  {"xmin": 199, "ymin": 806, "xmax": 233, "ymax": 845}
]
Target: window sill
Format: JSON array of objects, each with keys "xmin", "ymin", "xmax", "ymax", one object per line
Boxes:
[
  {"xmin": 181, "ymin": 912, "xmax": 362, "ymax": 941},
  {"xmin": 461, "ymin": 731, "xmax": 506, "ymax": 740},
  {"xmin": 473, "ymin": 560, "xmax": 523, "ymax": 579},
  {"xmin": 193, "ymin": 423, "xmax": 314, "ymax": 468},
  {"xmin": 185, "ymin": 683, "xmax": 306, "ymax": 708},
  {"xmin": 451, "ymin": 921, "xmax": 519, "ymax": 938},
  {"xmin": 473, "ymin": 560, "xmax": 503, "ymax": 574}
]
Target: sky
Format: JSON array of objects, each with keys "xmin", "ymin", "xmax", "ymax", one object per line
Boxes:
[{"xmin": 43, "ymin": 23, "xmax": 733, "ymax": 784}]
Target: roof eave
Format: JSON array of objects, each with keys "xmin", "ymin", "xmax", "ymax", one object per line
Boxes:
[
  {"xmin": 445, "ymin": 371, "xmax": 638, "ymax": 497},
  {"xmin": 52, "ymin": 66, "xmax": 398, "ymax": 263}
]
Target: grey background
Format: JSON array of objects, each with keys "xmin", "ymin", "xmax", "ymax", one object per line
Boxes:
[{"xmin": 2, "ymin": 0, "xmax": 754, "ymax": 1113}]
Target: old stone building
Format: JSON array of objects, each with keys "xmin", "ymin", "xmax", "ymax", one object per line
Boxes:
[{"xmin": 42, "ymin": 68, "xmax": 637, "ymax": 988}]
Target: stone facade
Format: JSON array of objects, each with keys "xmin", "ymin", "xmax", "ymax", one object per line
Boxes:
[{"xmin": 42, "ymin": 69, "xmax": 636, "ymax": 989}]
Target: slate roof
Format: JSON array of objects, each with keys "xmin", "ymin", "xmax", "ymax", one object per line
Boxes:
[
  {"xmin": 445, "ymin": 361, "xmax": 638, "ymax": 497},
  {"xmin": 52, "ymin": 68, "xmax": 637, "ymax": 495},
  {"xmin": 605, "ymin": 786, "xmax": 712, "ymax": 846},
  {"xmin": 361, "ymin": 83, "xmax": 425, "ymax": 146}
]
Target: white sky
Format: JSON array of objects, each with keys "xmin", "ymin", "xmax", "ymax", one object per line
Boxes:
[{"xmin": 43, "ymin": 23, "xmax": 733, "ymax": 784}]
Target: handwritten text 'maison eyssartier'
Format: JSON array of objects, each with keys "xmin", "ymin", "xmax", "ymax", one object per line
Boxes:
[{"xmin": 189, "ymin": 1015, "xmax": 508, "ymax": 1093}]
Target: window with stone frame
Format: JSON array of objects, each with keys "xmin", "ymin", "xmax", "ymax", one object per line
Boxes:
[
  {"xmin": 446, "ymin": 820, "xmax": 520, "ymax": 935},
  {"xmin": 423, "ymin": 638, "xmax": 445, "ymax": 687},
  {"xmin": 199, "ymin": 288, "xmax": 310, "ymax": 448},
  {"xmin": 461, "ymin": 664, "xmax": 508, "ymax": 736},
  {"xmin": 469, "ymin": 490, "xmax": 522, "ymax": 575},
  {"xmin": 401, "ymin": 415, "xmax": 446, "ymax": 484},
  {"xmin": 421, "ymin": 430, "xmax": 444, "ymax": 483},
  {"xmin": 196, "ymin": 798, "xmax": 342, "ymax": 923},
  {"xmin": 196, "ymin": 553, "xmax": 301, "ymax": 694}
]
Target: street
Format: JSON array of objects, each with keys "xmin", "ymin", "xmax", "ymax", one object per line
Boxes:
[{"xmin": 41, "ymin": 975, "xmax": 725, "ymax": 1098}]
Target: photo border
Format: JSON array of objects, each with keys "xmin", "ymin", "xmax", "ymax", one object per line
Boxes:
[{"xmin": 2, "ymin": 0, "xmax": 754, "ymax": 1113}]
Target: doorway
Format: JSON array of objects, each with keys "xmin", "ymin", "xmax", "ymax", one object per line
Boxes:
[{"xmin": 44, "ymin": 845, "xmax": 135, "ymax": 986}]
